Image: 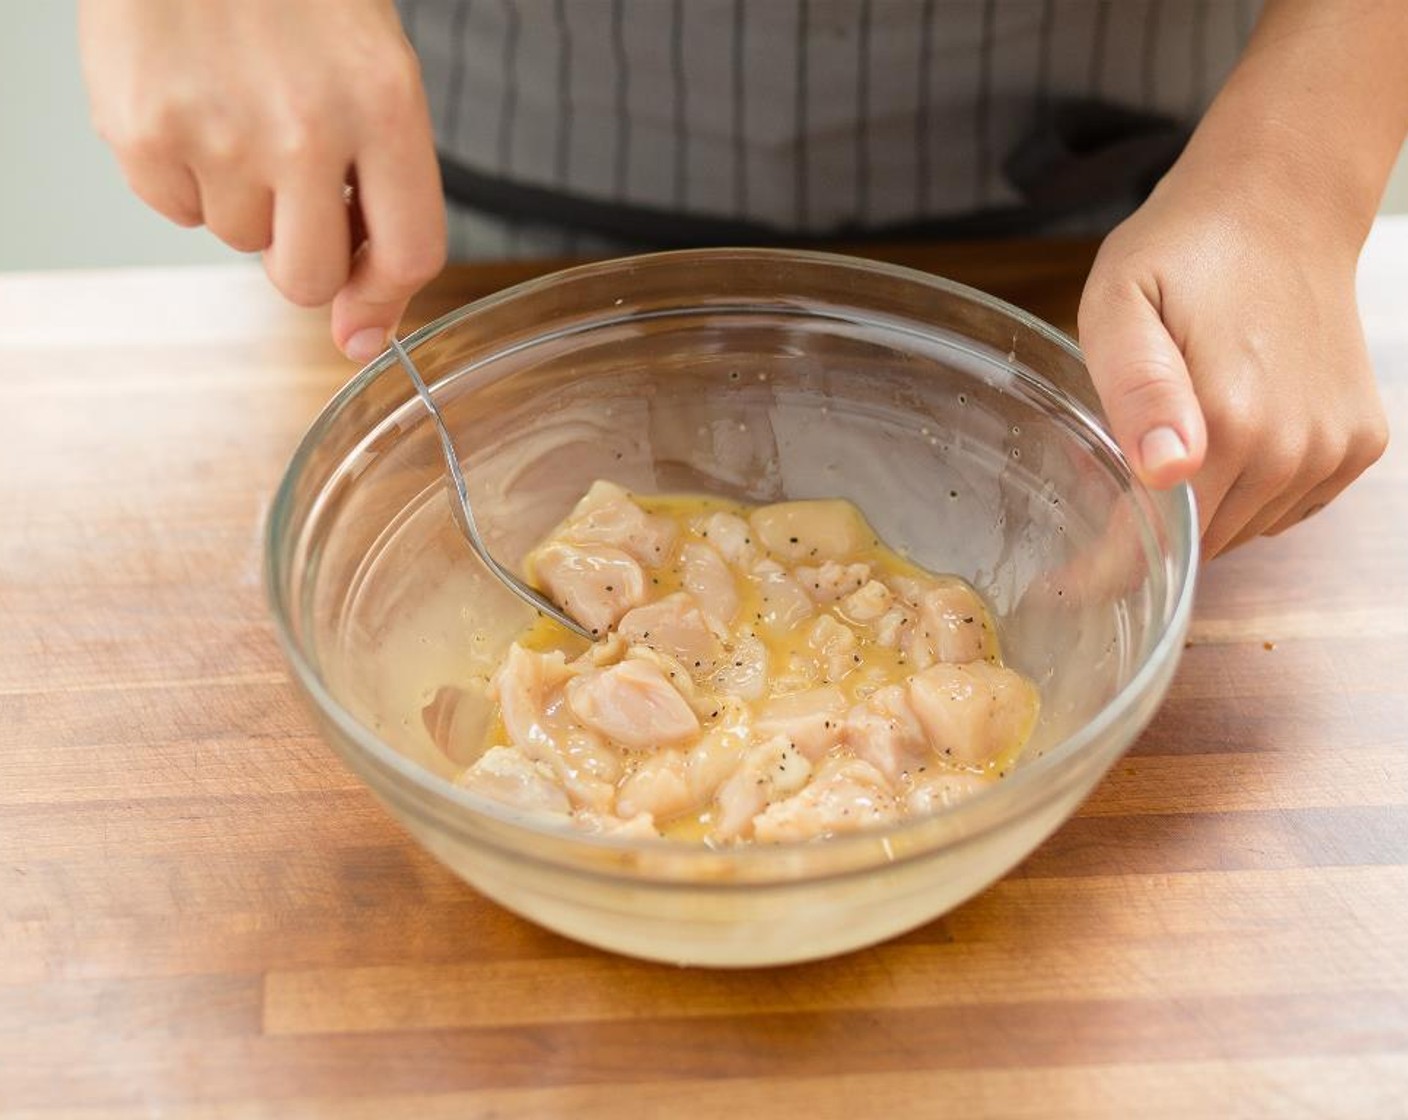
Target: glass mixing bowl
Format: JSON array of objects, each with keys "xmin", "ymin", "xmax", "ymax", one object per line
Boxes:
[{"xmin": 266, "ymin": 248, "xmax": 1197, "ymax": 967}]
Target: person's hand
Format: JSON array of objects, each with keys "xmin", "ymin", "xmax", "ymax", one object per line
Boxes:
[
  {"xmin": 78, "ymin": 0, "xmax": 446, "ymax": 362},
  {"xmin": 1078, "ymin": 160, "xmax": 1389, "ymax": 559}
]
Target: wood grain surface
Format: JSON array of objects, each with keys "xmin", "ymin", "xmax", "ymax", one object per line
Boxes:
[{"xmin": 2, "ymin": 223, "xmax": 1406, "ymax": 1118}]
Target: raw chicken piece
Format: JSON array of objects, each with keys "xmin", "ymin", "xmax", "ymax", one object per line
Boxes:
[
  {"xmin": 749, "ymin": 499, "xmax": 873, "ymax": 563},
  {"xmin": 907, "ymin": 660, "xmax": 1039, "ymax": 768},
  {"xmin": 557, "ymin": 480, "xmax": 678, "ymax": 566},
  {"xmin": 842, "ymin": 685, "xmax": 928, "ymax": 783},
  {"xmin": 710, "ymin": 633, "xmax": 769, "ymax": 700},
  {"xmin": 571, "ymin": 631, "xmax": 627, "ymax": 670},
  {"xmin": 490, "ymin": 644, "xmax": 617, "ymax": 811},
  {"xmin": 574, "ymin": 810, "xmax": 661, "ymax": 838},
  {"xmin": 795, "ymin": 561, "xmax": 871, "ymax": 604},
  {"xmin": 753, "ymin": 686, "xmax": 847, "ymax": 760},
  {"xmin": 685, "ymin": 712, "xmax": 751, "ymax": 803},
  {"xmin": 751, "ymin": 560, "xmax": 815, "ymax": 631},
  {"xmin": 770, "ymin": 648, "xmax": 821, "ymax": 694},
  {"xmin": 619, "ymin": 592, "xmax": 724, "ymax": 674},
  {"xmin": 557, "ymin": 727, "xmax": 625, "ymax": 788},
  {"xmin": 872, "ymin": 605, "xmax": 913, "ymax": 649},
  {"xmin": 840, "ymin": 579, "xmax": 894, "ymax": 622},
  {"xmin": 713, "ymin": 735, "xmax": 814, "ymax": 840},
  {"xmin": 905, "ymin": 770, "xmax": 994, "ymax": 814},
  {"xmin": 456, "ymin": 745, "xmax": 572, "ymax": 817},
  {"xmin": 752, "ymin": 757, "xmax": 899, "ymax": 843},
  {"xmin": 902, "ymin": 580, "xmax": 998, "ymax": 668},
  {"xmin": 490, "ymin": 643, "xmax": 576, "ymax": 756},
  {"xmin": 886, "ymin": 573, "xmax": 932, "ymax": 606},
  {"xmin": 566, "ymin": 659, "xmax": 700, "ymax": 749},
  {"xmin": 623, "ymin": 646, "xmax": 722, "ymax": 722},
  {"xmin": 616, "ymin": 749, "xmax": 694, "ymax": 821},
  {"xmin": 697, "ymin": 511, "xmax": 756, "ymax": 566},
  {"xmin": 806, "ymin": 614, "xmax": 861, "ymax": 683},
  {"xmin": 531, "ymin": 542, "xmax": 646, "ymax": 637},
  {"xmin": 679, "ymin": 542, "xmax": 740, "ymax": 632}
]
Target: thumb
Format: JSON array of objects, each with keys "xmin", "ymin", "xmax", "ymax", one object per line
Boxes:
[
  {"xmin": 330, "ymin": 236, "xmax": 435, "ymax": 364},
  {"xmin": 331, "ymin": 266, "xmax": 410, "ymax": 364},
  {"xmin": 1077, "ymin": 275, "xmax": 1208, "ymax": 490}
]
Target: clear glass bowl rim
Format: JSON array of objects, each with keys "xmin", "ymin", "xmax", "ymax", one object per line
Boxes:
[{"xmin": 264, "ymin": 247, "xmax": 1198, "ymax": 885}]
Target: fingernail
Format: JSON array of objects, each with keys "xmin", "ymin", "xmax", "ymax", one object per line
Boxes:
[
  {"xmin": 1139, "ymin": 426, "xmax": 1189, "ymax": 476},
  {"xmin": 344, "ymin": 327, "xmax": 388, "ymax": 364}
]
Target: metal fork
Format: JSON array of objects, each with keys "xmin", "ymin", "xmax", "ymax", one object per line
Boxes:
[{"xmin": 388, "ymin": 335, "xmax": 594, "ymax": 640}]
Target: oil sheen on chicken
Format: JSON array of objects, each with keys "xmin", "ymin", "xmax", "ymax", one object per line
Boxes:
[{"xmin": 454, "ymin": 481, "xmax": 1038, "ymax": 844}]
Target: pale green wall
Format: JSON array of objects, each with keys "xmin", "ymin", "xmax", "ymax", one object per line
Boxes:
[
  {"xmin": 0, "ymin": 1, "xmax": 239, "ymax": 270},
  {"xmin": 2, "ymin": 2, "xmax": 1404, "ymax": 272}
]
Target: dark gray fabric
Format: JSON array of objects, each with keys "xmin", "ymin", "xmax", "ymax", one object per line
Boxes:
[{"xmin": 400, "ymin": 0, "xmax": 1260, "ymax": 259}]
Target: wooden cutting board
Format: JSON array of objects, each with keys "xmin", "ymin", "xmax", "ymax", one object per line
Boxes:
[{"xmin": 2, "ymin": 224, "xmax": 1405, "ymax": 1117}]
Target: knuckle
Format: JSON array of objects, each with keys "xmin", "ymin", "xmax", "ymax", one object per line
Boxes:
[
  {"xmin": 116, "ymin": 123, "xmax": 178, "ymax": 166},
  {"xmin": 1204, "ymin": 385, "xmax": 1265, "ymax": 450},
  {"xmin": 272, "ymin": 119, "xmax": 323, "ymax": 165},
  {"xmin": 265, "ymin": 246, "xmax": 351, "ymax": 307},
  {"xmin": 1257, "ymin": 440, "xmax": 1305, "ymax": 491},
  {"xmin": 1111, "ymin": 354, "xmax": 1183, "ymax": 394},
  {"xmin": 382, "ymin": 240, "xmax": 445, "ymax": 290},
  {"xmin": 206, "ymin": 206, "xmax": 272, "ymax": 253},
  {"xmin": 217, "ymin": 227, "xmax": 271, "ymax": 254},
  {"xmin": 270, "ymin": 94, "xmax": 339, "ymax": 165},
  {"xmin": 1350, "ymin": 413, "xmax": 1390, "ymax": 473},
  {"xmin": 279, "ymin": 273, "xmax": 340, "ymax": 308},
  {"xmin": 197, "ymin": 113, "xmax": 251, "ymax": 166},
  {"xmin": 1077, "ymin": 269, "xmax": 1135, "ymax": 328},
  {"xmin": 143, "ymin": 191, "xmax": 201, "ymax": 228},
  {"xmin": 357, "ymin": 51, "xmax": 424, "ymax": 128}
]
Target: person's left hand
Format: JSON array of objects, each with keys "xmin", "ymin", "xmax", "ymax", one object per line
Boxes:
[{"xmin": 1077, "ymin": 159, "xmax": 1389, "ymax": 559}]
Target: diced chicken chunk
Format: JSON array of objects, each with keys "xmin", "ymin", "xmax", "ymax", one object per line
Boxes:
[
  {"xmin": 557, "ymin": 480, "xmax": 678, "ymax": 566},
  {"xmin": 710, "ymin": 633, "xmax": 770, "ymax": 700},
  {"xmin": 567, "ymin": 659, "xmax": 700, "ymax": 749},
  {"xmin": 752, "ymin": 757, "xmax": 898, "ymax": 843},
  {"xmin": 902, "ymin": 580, "xmax": 998, "ymax": 668},
  {"xmin": 873, "ymin": 605, "xmax": 913, "ymax": 649},
  {"xmin": 841, "ymin": 579, "xmax": 894, "ymax": 622},
  {"xmin": 456, "ymin": 745, "xmax": 572, "ymax": 817},
  {"xmin": 806, "ymin": 614, "xmax": 861, "ymax": 683},
  {"xmin": 713, "ymin": 735, "xmax": 814, "ymax": 840},
  {"xmin": 574, "ymin": 810, "xmax": 660, "ymax": 838},
  {"xmin": 679, "ymin": 542, "xmax": 740, "ymax": 632},
  {"xmin": 842, "ymin": 685, "xmax": 927, "ymax": 783},
  {"xmin": 557, "ymin": 727, "xmax": 624, "ymax": 789},
  {"xmin": 751, "ymin": 559, "xmax": 814, "ymax": 631},
  {"xmin": 619, "ymin": 592, "xmax": 724, "ymax": 673},
  {"xmin": 530, "ymin": 542, "xmax": 646, "ymax": 637},
  {"xmin": 754, "ymin": 686, "xmax": 847, "ymax": 760},
  {"xmin": 685, "ymin": 713, "xmax": 751, "ymax": 803},
  {"xmin": 905, "ymin": 770, "xmax": 994, "ymax": 814},
  {"xmin": 490, "ymin": 643, "xmax": 576, "ymax": 757},
  {"xmin": 749, "ymin": 499, "xmax": 873, "ymax": 563},
  {"xmin": 907, "ymin": 660, "xmax": 1039, "ymax": 768},
  {"xmin": 616, "ymin": 749, "xmax": 694, "ymax": 821},
  {"xmin": 697, "ymin": 511, "xmax": 755, "ymax": 566},
  {"xmin": 489, "ymin": 644, "xmax": 616, "ymax": 811},
  {"xmin": 795, "ymin": 561, "xmax": 871, "ymax": 604}
]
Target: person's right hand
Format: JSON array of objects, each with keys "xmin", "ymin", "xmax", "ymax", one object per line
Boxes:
[{"xmin": 79, "ymin": 0, "xmax": 446, "ymax": 362}]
